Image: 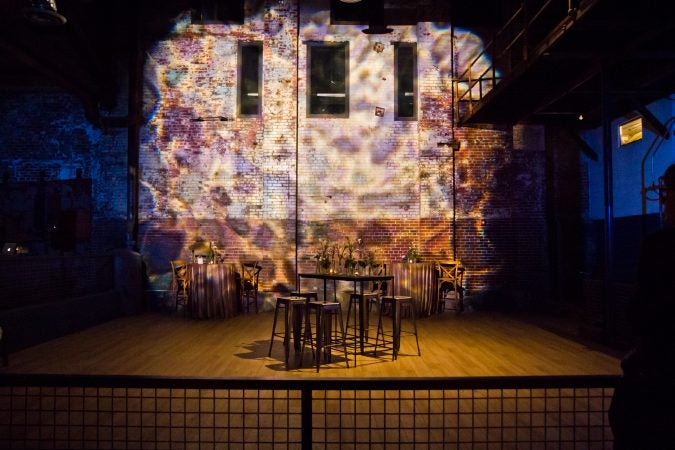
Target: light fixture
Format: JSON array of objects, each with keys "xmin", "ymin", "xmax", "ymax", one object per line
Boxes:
[
  {"xmin": 23, "ymin": 0, "xmax": 67, "ymax": 26},
  {"xmin": 438, "ymin": 138, "xmax": 461, "ymax": 260},
  {"xmin": 619, "ymin": 117, "xmax": 643, "ymax": 146},
  {"xmin": 339, "ymin": 0, "xmax": 363, "ymax": 3},
  {"xmin": 361, "ymin": 0, "xmax": 392, "ymax": 34}
]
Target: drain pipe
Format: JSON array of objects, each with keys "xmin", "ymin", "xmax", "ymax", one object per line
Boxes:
[
  {"xmin": 294, "ymin": 0, "xmax": 300, "ymax": 290},
  {"xmin": 600, "ymin": 68, "xmax": 613, "ymax": 344}
]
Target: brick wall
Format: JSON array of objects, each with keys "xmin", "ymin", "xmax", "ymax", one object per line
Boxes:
[
  {"xmin": 0, "ymin": 91, "xmax": 128, "ymax": 253},
  {"xmin": 137, "ymin": 0, "xmax": 549, "ymax": 308}
]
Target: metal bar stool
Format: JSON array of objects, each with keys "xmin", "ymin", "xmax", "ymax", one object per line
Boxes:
[
  {"xmin": 344, "ymin": 291, "xmax": 378, "ymax": 364},
  {"xmin": 268, "ymin": 296, "xmax": 306, "ymax": 367},
  {"xmin": 302, "ymin": 301, "xmax": 349, "ymax": 372},
  {"xmin": 374, "ymin": 295, "xmax": 421, "ymax": 360},
  {"xmin": 290, "ymin": 291, "xmax": 319, "ymax": 303}
]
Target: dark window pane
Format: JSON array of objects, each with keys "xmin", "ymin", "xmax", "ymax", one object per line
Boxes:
[
  {"xmin": 239, "ymin": 44, "xmax": 261, "ymax": 116},
  {"xmin": 395, "ymin": 44, "xmax": 416, "ymax": 120},
  {"xmin": 309, "ymin": 43, "xmax": 348, "ymax": 116}
]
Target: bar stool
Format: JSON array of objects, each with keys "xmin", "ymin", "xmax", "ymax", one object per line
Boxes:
[
  {"xmin": 268, "ymin": 296, "xmax": 307, "ymax": 367},
  {"xmin": 302, "ymin": 301, "xmax": 349, "ymax": 372},
  {"xmin": 290, "ymin": 291, "xmax": 319, "ymax": 303},
  {"xmin": 344, "ymin": 291, "xmax": 378, "ymax": 364},
  {"xmin": 374, "ymin": 295, "xmax": 421, "ymax": 360}
]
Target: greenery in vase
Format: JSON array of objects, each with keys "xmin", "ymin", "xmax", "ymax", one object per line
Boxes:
[
  {"xmin": 364, "ymin": 251, "xmax": 377, "ymax": 271},
  {"xmin": 343, "ymin": 237, "xmax": 356, "ymax": 272},
  {"xmin": 404, "ymin": 243, "xmax": 420, "ymax": 263},
  {"xmin": 315, "ymin": 239, "xmax": 331, "ymax": 272},
  {"xmin": 191, "ymin": 239, "xmax": 215, "ymax": 263},
  {"xmin": 334, "ymin": 244, "xmax": 345, "ymax": 272}
]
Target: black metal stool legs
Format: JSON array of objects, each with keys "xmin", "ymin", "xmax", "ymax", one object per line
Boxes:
[{"xmin": 374, "ymin": 296, "xmax": 421, "ymax": 360}]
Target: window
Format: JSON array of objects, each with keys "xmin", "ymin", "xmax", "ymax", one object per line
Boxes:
[
  {"xmin": 238, "ymin": 42, "xmax": 262, "ymax": 117},
  {"xmin": 619, "ymin": 116, "xmax": 642, "ymax": 146},
  {"xmin": 394, "ymin": 43, "xmax": 417, "ymax": 120},
  {"xmin": 307, "ymin": 42, "xmax": 349, "ymax": 117}
]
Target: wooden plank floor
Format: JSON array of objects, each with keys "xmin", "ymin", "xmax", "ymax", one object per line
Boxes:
[{"xmin": 0, "ymin": 309, "xmax": 622, "ymax": 378}]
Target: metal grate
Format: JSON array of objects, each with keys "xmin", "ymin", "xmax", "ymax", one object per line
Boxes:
[{"xmin": 0, "ymin": 375, "xmax": 616, "ymax": 449}]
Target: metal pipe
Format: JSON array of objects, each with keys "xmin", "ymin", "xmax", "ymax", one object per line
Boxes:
[
  {"xmin": 295, "ymin": 0, "xmax": 301, "ymax": 289},
  {"xmin": 451, "ymin": 19, "xmax": 457, "ymax": 260},
  {"xmin": 600, "ymin": 67, "xmax": 613, "ymax": 344}
]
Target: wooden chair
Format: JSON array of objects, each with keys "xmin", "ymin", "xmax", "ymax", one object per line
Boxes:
[
  {"xmin": 170, "ymin": 260, "xmax": 190, "ymax": 314},
  {"xmin": 368, "ymin": 263, "xmax": 388, "ymax": 312},
  {"xmin": 436, "ymin": 260, "xmax": 464, "ymax": 314},
  {"xmin": 241, "ymin": 262, "xmax": 262, "ymax": 313}
]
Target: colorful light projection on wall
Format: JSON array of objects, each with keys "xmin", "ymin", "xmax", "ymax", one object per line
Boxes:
[{"xmin": 138, "ymin": 1, "xmax": 499, "ymax": 290}]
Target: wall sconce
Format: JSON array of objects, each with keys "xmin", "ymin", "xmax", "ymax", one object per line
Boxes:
[
  {"xmin": 437, "ymin": 140, "xmax": 461, "ymax": 151},
  {"xmin": 375, "ymin": 107, "xmax": 385, "ymax": 117},
  {"xmin": 373, "ymin": 42, "xmax": 385, "ymax": 53},
  {"xmin": 23, "ymin": 0, "xmax": 66, "ymax": 25}
]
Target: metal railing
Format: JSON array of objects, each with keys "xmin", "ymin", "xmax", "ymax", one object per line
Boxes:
[
  {"xmin": 455, "ymin": 0, "xmax": 584, "ymax": 120},
  {"xmin": 0, "ymin": 373, "xmax": 617, "ymax": 449}
]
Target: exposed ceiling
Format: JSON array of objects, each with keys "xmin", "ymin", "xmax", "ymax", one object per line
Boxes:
[
  {"xmin": 0, "ymin": 0, "xmax": 189, "ymax": 122},
  {"xmin": 456, "ymin": 0, "xmax": 675, "ymax": 130},
  {"xmin": 1, "ymin": 0, "xmax": 672, "ymax": 130}
]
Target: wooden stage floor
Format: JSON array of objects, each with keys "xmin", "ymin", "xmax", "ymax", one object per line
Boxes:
[{"xmin": 1, "ymin": 309, "xmax": 622, "ymax": 378}]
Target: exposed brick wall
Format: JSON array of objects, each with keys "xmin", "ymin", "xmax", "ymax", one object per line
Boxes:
[
  {"xmin": 0, "ymin": 91, "xmax": 128, "ymax": 253},
  {"xmin": 0, "ymin": 1, "xmax": 550, "ymax": 309},
  {"xmin": 137, "ymin": 0, "xmax": 549, "ymax": 308}
]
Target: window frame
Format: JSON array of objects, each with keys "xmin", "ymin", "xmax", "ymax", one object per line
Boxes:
[
  {"xmin": 618, "ymin": 116, "xmax": 643, "ymax": 146},
  {"xmin": 394, "ymin": 42, "xmax": 418, "ymax": 121},
  {"xmin": 306, "ymin": 41, "xmax": 350, "ymax": 118},
  {"xmin": 238, "ymin": 41, "xmax": 263, "ymax": 117}
]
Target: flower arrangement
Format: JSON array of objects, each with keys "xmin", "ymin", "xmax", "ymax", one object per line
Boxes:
[
  {"xmin": 364, "ymin": 251, "xmax": 377, "ymax": 271},
  {"xmin": 315, "ymin": 239, "xmax": 331, "ymax": 272},
  {"xmin": 333, "ymin": 243, "xmax": 343, "ymax": 273},
  {"xmin": 311, "ymin": 236, "xmax": 381, "ymax": 275},
  {"xmin": 343, "ymin": 237, "xmax": 357, "ymax": 273},
  {"xmin": 190, "ymin": 239, "xmax": 215, "ymax": 263},
  {"xmin": 404, "ymin": 243, "xmax": 420, "ymax": 263}
]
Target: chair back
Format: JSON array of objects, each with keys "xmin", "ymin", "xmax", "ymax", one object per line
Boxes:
[
  {"xmin": 370, "ymin": 263, "xmax": 387, "ymax": 294},
  {"xmin": 436, "ymin": 260, "xmax": 460, "ymax": 280},
  {"xmin": 170, "ymin": 260, "xmax": 189, "ymax": 290},
  {"xmin": 436, "ymin": 260, "xmax": 462, "ymax": 291},
  {"xmin": 170, "ymin": 260, "xmax": 190, "ymax": 314},
  {"xmin": 241, "ymin": 262, "xmax": 262, "ymax": 291},
  {"xmin": 435, "ymin": 259, "xmax": 465, "ymax": 313}
]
